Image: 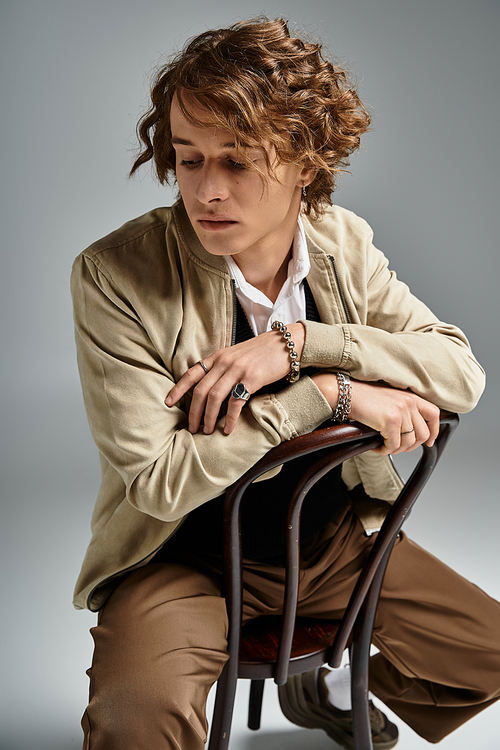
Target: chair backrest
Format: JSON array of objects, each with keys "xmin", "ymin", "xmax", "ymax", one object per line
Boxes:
[
  {"xmin": 209, "ymin": 413, "xmax": 459, "ymax": 750},
  {"xmin": 222, "ymin": 412, "xmax": 459, "ymax": 686}
]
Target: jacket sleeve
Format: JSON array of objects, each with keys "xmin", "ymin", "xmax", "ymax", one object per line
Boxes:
[
  {"xmin": 71, "ymin": 253, "xmax": 333, "ymax": 523},
  {"xmin": 300, "ymin": 219, "xmax": 485, "ymax": 413}
]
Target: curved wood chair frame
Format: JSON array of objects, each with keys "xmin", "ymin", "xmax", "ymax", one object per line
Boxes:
[{"xmin": 208, "ymin": 412, "xmax": 459, "ymax": 749}]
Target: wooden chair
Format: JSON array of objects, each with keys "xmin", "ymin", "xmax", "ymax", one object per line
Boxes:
[{"xmin": 208, "ymin": 412, "xmax": 459, "ymax": 750}]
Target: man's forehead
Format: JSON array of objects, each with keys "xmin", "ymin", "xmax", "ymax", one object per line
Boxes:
[
  {"xmin": 170, "ymin": 93, "xmax": 272, "ymax": 154},
  {"xmin": 171, "ymin": 95, "xmax": 233, "ymax": 139},
  {"xmin": 171, "ymin": 92, "xmax": 218, "ymax": 127}
]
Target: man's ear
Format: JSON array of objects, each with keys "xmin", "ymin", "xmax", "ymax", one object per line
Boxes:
[{"xmin": 298, "ymin": 164, "xmax": 317, "ymax": 188}]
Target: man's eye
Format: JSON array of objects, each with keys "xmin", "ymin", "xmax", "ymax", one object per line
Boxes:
[
  {"xmin": 180, "ymin": 159, "xmax": 202, "ymax": 168},
  {"xmin": 229, "ymin": 160, "xmax": 246, "ymax": 170}
]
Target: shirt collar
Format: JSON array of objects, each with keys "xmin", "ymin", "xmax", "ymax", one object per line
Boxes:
[{"xmin": 292, "ymin": 216, "xmax": 311, "ymax": 285}]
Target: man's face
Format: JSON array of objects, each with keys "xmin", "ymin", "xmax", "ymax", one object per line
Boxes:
[{"xmin": 170, "ymin": 95, "xmax": 310, "ymax": 262}]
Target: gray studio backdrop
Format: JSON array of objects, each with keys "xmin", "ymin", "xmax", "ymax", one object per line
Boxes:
[{"xmin": 1, "ymin": 1, "xmax": 499, "ymax": 749}]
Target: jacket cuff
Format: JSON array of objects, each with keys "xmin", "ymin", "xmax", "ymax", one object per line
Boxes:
[
  {"xmin": 299, "ymin": 320, "xmax": 349, "ymax": 369},
  {"xmin": 273, "ymin": 375, "xmax": 333, "ymax": 438}
]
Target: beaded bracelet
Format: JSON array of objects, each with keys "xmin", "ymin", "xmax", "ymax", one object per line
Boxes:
[
  {"xmin": 271, "ymin": 320, "xmax": 300, "ymax": 383},
  {"xmin": 332, "ymin": 372, "xmax": 352, "ymax": 422}
]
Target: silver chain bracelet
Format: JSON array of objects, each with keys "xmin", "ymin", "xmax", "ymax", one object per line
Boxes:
[
  {"xmin": 271, "ymin": 321, "xmax": 300, "ymax": 383},
  {"xmin": 332, "ymin": 372, "xmax": 352, "ymax": 422}
]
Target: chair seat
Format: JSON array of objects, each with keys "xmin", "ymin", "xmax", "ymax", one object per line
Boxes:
[{"xmin": 240, "ymin": 616, "xmax": 341, "ymax": 664}]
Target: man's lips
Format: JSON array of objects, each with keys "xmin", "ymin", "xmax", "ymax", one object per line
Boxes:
[{"xmin": 197, "ymin": 216, "xmax": 238, "ymax": 231}]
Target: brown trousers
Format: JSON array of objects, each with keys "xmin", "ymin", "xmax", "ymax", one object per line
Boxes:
[{"xmin": 82, "ymin": 506, "xmax": 500, "ymax": 749}]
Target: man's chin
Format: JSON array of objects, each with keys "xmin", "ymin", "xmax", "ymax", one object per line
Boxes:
[{"xmin": 195, "ymin": 231, "xmax": 240, "ymax": 258}]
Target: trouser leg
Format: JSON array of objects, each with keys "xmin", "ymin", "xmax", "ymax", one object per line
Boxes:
[
  {"xmin": 82, "ymin": 506, "xmax": 500, "ymax": 747},
  {"xmin": 368, "ymin": 533, "xmax": 500, "ymax": 743},
  {"xmin": 82, "ymin": 562, "xmax": 229, "ymax": 750},
  {"xmin": 80, "ymin": 508, "xmax": 361, "ymax": 750},
  {"xmin": 268, "ymin": 506, "xmax": 500, "ymax": 743}
]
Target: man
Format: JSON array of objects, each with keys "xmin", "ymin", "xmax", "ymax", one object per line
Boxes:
[{"xmin": 72, "ymin": 17, "xmax": 500, "ymax": 749}]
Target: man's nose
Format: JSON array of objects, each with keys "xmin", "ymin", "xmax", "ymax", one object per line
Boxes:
[{"xmin": 195, "ymin": 163, "xmax": 229, "ymax": 203}]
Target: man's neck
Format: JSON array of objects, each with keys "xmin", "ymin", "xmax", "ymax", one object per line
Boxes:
[
  {"xmin": 229, "ymin": 215, "xmax": 298, "ymax": 303},
  {"xmin": 232, "ymin": 246, "xmax": 292, "ymax": 303}
]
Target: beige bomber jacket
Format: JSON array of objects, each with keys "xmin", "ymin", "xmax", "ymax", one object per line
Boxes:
[{"xmin": 71, "ymin": 201, "xmax": 485, "ymax": 611}]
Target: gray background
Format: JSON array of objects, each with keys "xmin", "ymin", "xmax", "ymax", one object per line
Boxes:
[{"xmin": 1, "ymin": 1, "xmax": 499, "ymax": 748}]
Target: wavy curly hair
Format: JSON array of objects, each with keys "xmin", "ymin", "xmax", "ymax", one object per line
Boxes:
[{"xmin": 130, "ymin": 17, "xmax": 371, "ymax": 218}]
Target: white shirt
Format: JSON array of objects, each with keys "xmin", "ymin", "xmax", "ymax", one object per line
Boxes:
[{"xmin": 224, "ymin": 217, "xmax": 310, "ymax": 336}]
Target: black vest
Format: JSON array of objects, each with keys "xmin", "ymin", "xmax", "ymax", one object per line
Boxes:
[{"xmin": 166, "ymin": 281, "xmax": 349, "ymax": 562}]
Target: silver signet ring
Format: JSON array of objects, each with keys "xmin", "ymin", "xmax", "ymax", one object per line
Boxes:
[{"xmin": 231, "ymin": 383, "xmax": 251, "ymax": 401}]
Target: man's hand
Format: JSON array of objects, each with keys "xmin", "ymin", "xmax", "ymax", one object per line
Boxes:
[
  {"xmin": 349, "ymin": 380, "xmax": 440, "ymax": 454},
  {"xmin": 313, "ymin": 373, "xmax": 440, "ymax": 455},
  {"xmin": 165, "ymin": 323, "xmax": 305, "ymax": 435}
]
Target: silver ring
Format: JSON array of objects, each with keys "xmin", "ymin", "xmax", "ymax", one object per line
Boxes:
[
  {"xmin": 231, "ymin": 383, "xmax": 251, "ymax": 401},
  {"xmin": 198, "ymin": 360, "xmax": 209, "ymax": 375},
  {"xmin": 401, "ymin": 428, "xmax": 414, "ymax": 435}
]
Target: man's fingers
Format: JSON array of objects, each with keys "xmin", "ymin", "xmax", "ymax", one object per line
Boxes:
[
  {"xmin": 223, "ymin": 397, "xmax": 247, "ymax": 435},
  {"xmin": 377, "ymin": 411, "xmax": 437, "ymax": 456},
  {"xmin": 188, "ymin": 368, "xmax": 249, "ymax": 434},
  {"xmin": 165, "ymin": 362, "xmax": 208, "ymax": 406},
  {"xmin": 166, "ymin": 328, "xmax": 300, "ymax": 432},
  {"xmin": 188, "ymin": 376, "xmax": 221, "ymax": 433},
  {"xmin": 423, "ymin": 409, "xmax": 440, "ymax": 447},
  {"xmin": 200, "ymin": 377, "xmax": 239, "ymax": 433}
]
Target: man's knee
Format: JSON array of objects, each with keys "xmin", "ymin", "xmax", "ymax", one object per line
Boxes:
[
  {"xmin": 86, "ymin": 646, "xmax": 228, "ymax": 747},
  {"xmin": 83, "ymin": 561, "xmax": 229, "ymax": 748}
]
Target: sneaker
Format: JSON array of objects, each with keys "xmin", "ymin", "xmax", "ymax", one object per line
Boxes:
[{"xmin": 278, "ymin": 667, "xmax": 398, "ymax": 749}]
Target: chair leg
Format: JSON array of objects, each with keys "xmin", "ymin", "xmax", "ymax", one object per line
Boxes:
[
  {"xmin": 248, "ymin": 679, "xmax": 265, "ymax": 730},
  {"xmin": 350, "ymin": 637, "xmax": 373, "ymax": 750},
  {"xmin": 208, "ymin": 660, "xmax": 238, "ymax": 750},
  {"xmin": 350, "ymin": 546, "xmax": 392, "ymax": 750}
]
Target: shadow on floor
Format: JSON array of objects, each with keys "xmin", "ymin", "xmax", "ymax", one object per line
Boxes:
[
  {"xmin": 237, "ymin": 727, "xmax": 341, "ymax": 750},
  {"xmin": 0, "ymin": 735, "xmax": 82, "ymax": 750}
]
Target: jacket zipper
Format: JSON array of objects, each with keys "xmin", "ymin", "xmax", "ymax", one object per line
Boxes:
[
  {"xmin": 328, "ymin": 256, "xmax": 352, "ymax": 324},
  {"xmin": 231, "ymin": 279, "xmax": 238, "ymax": 345}
]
